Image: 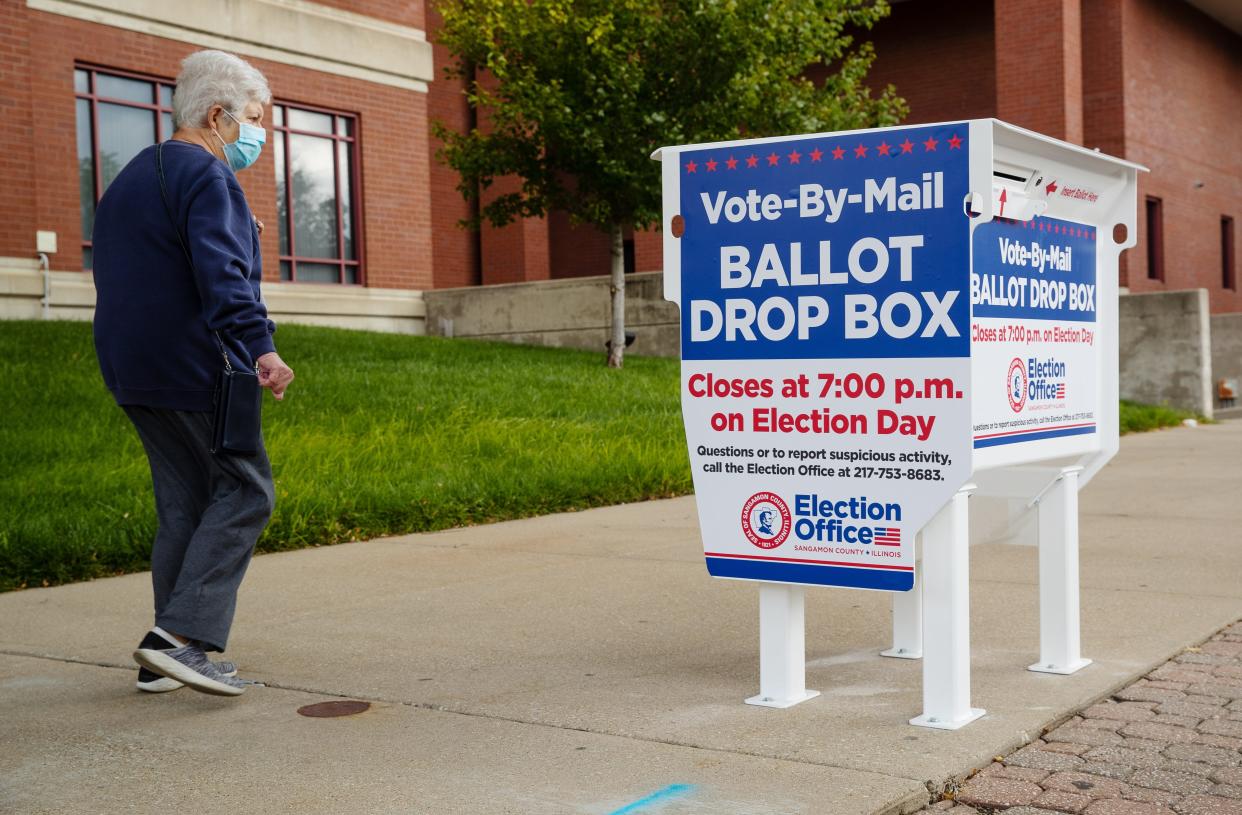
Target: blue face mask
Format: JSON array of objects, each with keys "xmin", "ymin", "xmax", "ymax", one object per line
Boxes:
[{"xmin": 214, "ymin": 110, "xmax": 266, "ymax": 172}]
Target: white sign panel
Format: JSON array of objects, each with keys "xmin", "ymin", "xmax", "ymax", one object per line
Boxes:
[
  {"xmin": 667, "ymin": 123, "xmax": 976, "ymax": 592},
  {"xmin": 970, "ymin": 214, "xmax": 1100, "ymax": 462}
]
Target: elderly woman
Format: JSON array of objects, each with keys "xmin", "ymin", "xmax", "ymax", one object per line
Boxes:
[{"xmin": 92, "ymin": 50, "xmax": 293, "ymax": 697}]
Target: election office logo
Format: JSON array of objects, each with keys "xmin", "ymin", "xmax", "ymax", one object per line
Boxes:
[
  {"xmin": 741, "ymin": 492, "xmax": 791, "ymax": 549},
  {"xmin": 1026, "ymin": 357, "xmax": 1068, "ymax": 402},
  {"xmin": 1007, "ymin": 357, "xmax": 1028, "ymax": 413},
  {"xmin": 1007, "ymin": 356, "xmax": 1068, "ymax": 412}
]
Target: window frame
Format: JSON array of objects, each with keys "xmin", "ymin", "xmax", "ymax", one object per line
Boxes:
[
  {"xmin": 271, "ymin": 99, "xmax": 365, "ymax": 286},
  {"xmin": 1223, "ymin": 215, "xmax": 1236, "ymax": 292},
  {"xmin": 74, "ymin": 63, "xmax": 177, "ymax": 269},
  {"xmin": 1145, "ymin": 196, "xmax": 1164, "ymax": 282}
]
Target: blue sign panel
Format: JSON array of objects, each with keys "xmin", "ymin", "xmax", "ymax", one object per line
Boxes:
[
  {"xmin": 972, "ymin": 216, "xmax": 1098, "ymax": 322},
  {"xmin": 678, "ymin": 124, "xmax": 973, "ymax": 361}
]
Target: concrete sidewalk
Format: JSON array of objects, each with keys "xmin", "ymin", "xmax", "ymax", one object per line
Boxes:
[{"xmin": 3, "ymin": 422, "xmax": 1242, "ymax": 815}]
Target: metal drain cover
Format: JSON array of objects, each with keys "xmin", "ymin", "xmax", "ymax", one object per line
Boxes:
[{"xmin": 297, "ymin": 700, "xmax": 371, "ymax": 718}]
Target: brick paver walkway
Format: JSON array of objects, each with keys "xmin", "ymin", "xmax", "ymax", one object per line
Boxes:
[{"xmin": 924, "ymin": 620, "xmax": 1242, "ymax": 815}]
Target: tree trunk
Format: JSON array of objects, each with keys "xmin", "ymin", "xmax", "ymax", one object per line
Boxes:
[{"xmin": 606, "ymin": 222, "xmax": 625, "ymax": 368}]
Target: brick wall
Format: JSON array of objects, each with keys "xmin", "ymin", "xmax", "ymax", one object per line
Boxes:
[
  {"xmin": 865, "ymin": 0, "xmax": 998, "ymax": 125},
  {"xmin": 633, "ymin": 229, "xmax": 662, "ymax": 274},
  {"xmin": 0, "ymin": 1, "xmax": 37, "ymax": 260},
  {"xmin": 994, "ymin": 0, "xmax": 1084, "ymax": 143},
  {"xmin": 426, "ymin": 1, "xmax": 480, "ymax": 288},
  {"xmin": 422, "ymin": 9, "xmax": 662, "ymax": 283},
  {"xmin": 4, "ymin": 0, "xmax": 1239, "ymax": 318},
  {"xmin": 477, "ymin": 174, "xmax": 551, "ymax": 284},
  {"xmin": 1120, "ymin": 0, "xmax": 1242, "ymax": 314},
  {"xmin": 1081, "ymin": 0, "xmax": 1128, "ymax": 279},
  {"xmin": 548, "ymin": 212, "xmax": 611, "ymax": 280},
  {"xmin": 857, "ymin": 0, "xmax": 1241, "ymax": 315},
  {"xmin": 9, "ymin": 4, "xmax": 433, "ymax": 290},
  {"xmin": 1081, "ymin": 0, "xmax": 1125, "ymax": 158}
]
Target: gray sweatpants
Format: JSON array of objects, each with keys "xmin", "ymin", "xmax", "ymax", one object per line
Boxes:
[{"xmin": 122, "ymin": 405, "xmax": 275, "ymax": 652}]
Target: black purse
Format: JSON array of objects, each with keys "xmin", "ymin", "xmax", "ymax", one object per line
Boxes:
[
  {"xmin": 156, "ymin": 142, "xmax": 263, "ymax": 456},
  {"xmin": 208, "ymin": 335, "xmax": 262, "ymax": 456}
]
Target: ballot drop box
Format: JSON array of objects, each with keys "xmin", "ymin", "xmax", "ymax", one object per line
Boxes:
[{"xmin": 654, "ymin": 119, "xmax": 1142, "ymax": 729}]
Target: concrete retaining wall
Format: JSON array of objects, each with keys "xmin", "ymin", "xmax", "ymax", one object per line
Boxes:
[
  {"xmin": 1211, "ymin": 313, "xmax": 1242, "ymax": 419},
  {"xmin": 423, "ymin": 271, "xmax": 680, "ymax": 357},
  {"xmin": 1119, "ymin": 289, "xmax": 1213, "ymax": 417}
]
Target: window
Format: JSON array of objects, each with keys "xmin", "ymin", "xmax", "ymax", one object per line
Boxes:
[
  {"xmin": 74, "ymin": 66, "xmax": 175, "ymax": 269},
  {"xmin": 1145, "ymin": 196, "xmax": 1164, "ymax": 282},
  {"xmin": 1224, "ymin": 216, "xmax": 1236, "ymax": 291},
  {"xmin": 272, "ymin": 103, "xmax": 362, "ymax": 284}
]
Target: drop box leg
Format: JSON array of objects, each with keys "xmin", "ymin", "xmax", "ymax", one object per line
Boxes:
[
  {"xmin": 745, "ymin": 583, "xmax": 820, "ymax": 708},
  {"xmin": 910, "ymin": 485, "xmax": 985, "ymax": 730},
  {"xmin": 882, "ymin": 554, "xmax": 923, "ymax": 659},
  {"xmin": 1029, "ymin": 466, "xmax": 1092, "ymax": 675}
]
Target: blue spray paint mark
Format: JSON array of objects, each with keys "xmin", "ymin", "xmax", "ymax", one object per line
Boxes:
[{"xmin": 605, "ymin": 784, "xmax": 696, "ymax": 815}]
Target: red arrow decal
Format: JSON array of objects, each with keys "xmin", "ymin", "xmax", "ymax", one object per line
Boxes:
[
  {"xmin": 1046, "ymin": 180, "xmax": 1058, "ymax": 195},
  {"xmin": 999, "ymin": 188, "xmax": 1007, "ymax": 217}
]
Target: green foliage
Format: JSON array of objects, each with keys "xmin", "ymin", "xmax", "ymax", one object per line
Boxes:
[
  {"xmin": 0, "ymin": 321, "xmax": 689, "ymax": 592},
  {"xmin": 1118, "ymin": 400, "xmax": 1206, "ymax": 434},
  {"xmin": 434, "ymin": 0, "xmax": 906, "ymax": 232}
]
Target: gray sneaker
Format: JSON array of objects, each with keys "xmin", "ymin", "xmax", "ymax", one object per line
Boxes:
[
  {"xmin": 133, "ymin": 643, "xmax": 248, "ymax": 697},
  {"xmin": 135, "ymin": 630, "xmax": 237, "ymax": 693}
]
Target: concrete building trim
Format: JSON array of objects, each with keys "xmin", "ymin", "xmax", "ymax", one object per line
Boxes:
[
  {"xmin": 263, "ymin": 283, "xmax": 427, "ymax": 335},
  {"xmin": 27, "ymin": 0, "xmax": 433, "ymax": 92},
  {"xmin": 0, "ymin": 259, "xmax": 427, "ymax": 334},
  {"xmin": 0, "ymin": 258, "xmax": 96, "ymax": 320}
]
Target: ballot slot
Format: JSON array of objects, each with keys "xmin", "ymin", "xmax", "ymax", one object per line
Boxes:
[{"xmin": 990, "ymin": 159, "xmax": 1048, "ymax": 221}]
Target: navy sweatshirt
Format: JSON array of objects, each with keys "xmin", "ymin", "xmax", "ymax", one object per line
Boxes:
[{"xmin": 92, "ymin": 140, "xmax": 276, "ymax": 412}]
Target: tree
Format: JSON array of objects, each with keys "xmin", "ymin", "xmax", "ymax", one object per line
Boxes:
[{"xmin": 435, "ymin": 0, "xmax": 906, "ymax": 367}]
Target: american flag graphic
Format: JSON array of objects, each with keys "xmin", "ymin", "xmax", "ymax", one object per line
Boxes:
[
  {"xmin": 1056, "ymin": 383, "xmax": 1066, "ymax": 398},
  {"xmin": 873, "ymin": 527, "xmax": 901, "ymax": 546}
]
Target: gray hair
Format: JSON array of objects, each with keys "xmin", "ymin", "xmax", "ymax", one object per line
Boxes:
[{"xmin": 172, "ymin": 50, "xmax": 271, "ymax": 129}]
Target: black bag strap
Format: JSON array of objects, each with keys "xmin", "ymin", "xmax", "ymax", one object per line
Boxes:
[{"xmin": 155, "ymin": 142, "xmax": 234, "ymax": 372}]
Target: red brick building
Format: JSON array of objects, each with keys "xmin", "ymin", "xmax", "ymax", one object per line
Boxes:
[
  {"xmin": 0, "ymin": 0, "xmax": 1237, "ymax": 329},
  {"xmin": 865, "ymin": 0, "xmax": 1242, "ymax": 314}
]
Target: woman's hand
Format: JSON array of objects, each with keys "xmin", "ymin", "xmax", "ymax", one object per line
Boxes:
[{"xmin": 256, "ymin": 351, "xmax": 294, "ymax": 400}]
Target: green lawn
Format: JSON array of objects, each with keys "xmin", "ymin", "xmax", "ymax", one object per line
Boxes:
[
  {"xmin": 0, "ymin": 321, "xmax": 1203, "ymax": 592},
  {"xmin": 0, "ymin": 321, "xmax": 689, "ymax": 591}
]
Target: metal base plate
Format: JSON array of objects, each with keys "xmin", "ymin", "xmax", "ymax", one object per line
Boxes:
[
  {"xmin": 744, "ymin": 689, "xmax": 820, "ymax": 709},
  {"xmin": 880, "ymin": 647, "xmax": 922, "ymax": 660},
  {"xmin": 1028, "ymin": 657, "xmax": 1092, "ymax": 675},
  {"xmin": 909, "ymin": 708, "xmax": 986, "ymax": 730}
]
